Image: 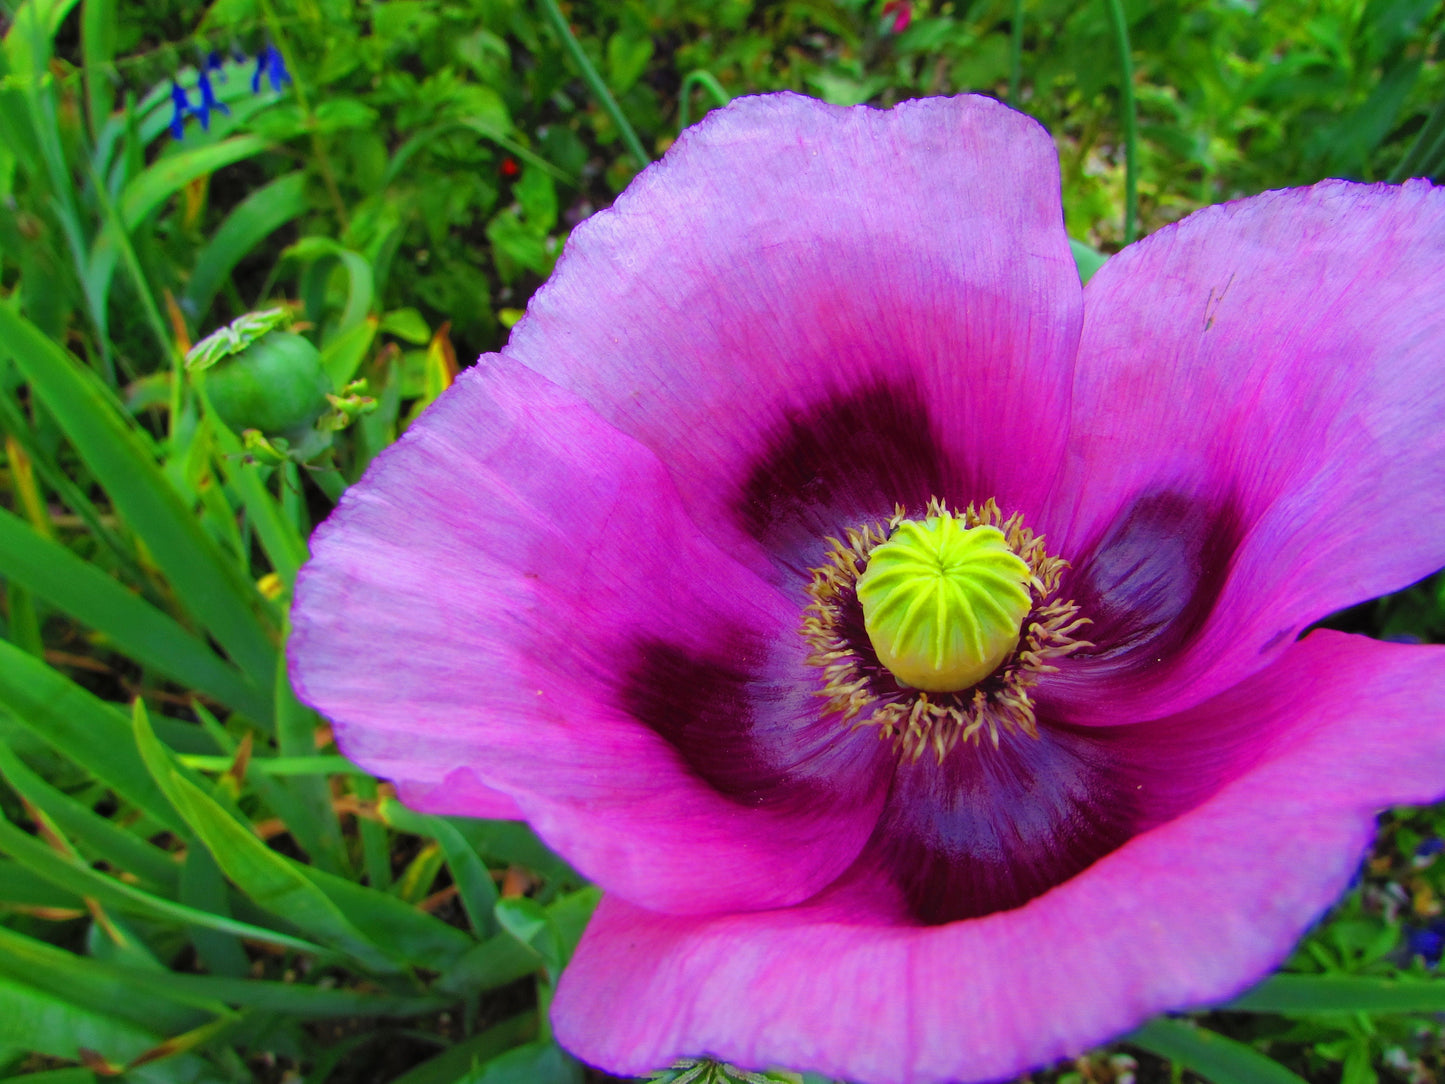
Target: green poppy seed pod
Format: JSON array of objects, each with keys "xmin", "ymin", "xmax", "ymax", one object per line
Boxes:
[
  {"xmin": 856, "ymin": 515, "xmax": 1033, "ymax": 693},
  {"xmin": 198, "ymin": 330, "xmax": 332, "ymax": 439}
]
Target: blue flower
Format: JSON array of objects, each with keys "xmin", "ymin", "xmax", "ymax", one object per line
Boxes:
[
  {"xmin": 251, "ymin": 44, "xmax": 291, "ymax": 94},
  {"xmin": 1407, "ymin": 919, "xmax": 1445, "ymax": 966},
  {"xmin": 190, "ymin": 67, "xmax": 231, "ymax": 131},
  {"xmin": 169, "ymin": 81, "xmax": 191, "ymax": 140},
  {"xmin": 171, "ymin": 45, "xmax": 290, "ymax": 140}
]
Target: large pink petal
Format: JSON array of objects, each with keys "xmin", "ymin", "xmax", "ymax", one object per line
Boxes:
[
  {"xmin": 1044, "ymin": 180, "xmax": 1445, "ymax": 724},
  {"xmin": 553, "ymin": 632, "xmax": 1445, "ymax": 1083},
  {"xmin": 291, "ymin": 360, "xmax": 891, "ymax": 914},
  {"xmin": 504, "ymin": 93, "xmax": 1081, "ymax": 581}
]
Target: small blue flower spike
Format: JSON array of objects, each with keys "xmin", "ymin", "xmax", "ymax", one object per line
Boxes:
[
  {"xmin": 169, "ymin": 81, "xmax": 191, "ymax": 140},
  {"xmin": 250, "ymin": 49, "xmax": 266, "ymax": 94},
  {"xmin": 205, "ymin": 51, "xmax": 227, "ymax": 82},
  {"xmin": 262, "ymin": 44, "xmax": 292, "ymax": 92},
  {"xmin": 191, "ymin": 67, "xmax": 231, "ymax": 131}
]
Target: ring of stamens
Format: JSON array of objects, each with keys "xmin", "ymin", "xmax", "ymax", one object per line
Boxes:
[{"xmin": 802, "ymin": 498, "xmax": 1090, "ymax": 762}]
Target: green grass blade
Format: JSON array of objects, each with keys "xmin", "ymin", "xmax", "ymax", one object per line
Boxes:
[
  {"xmin": 0, "ymin": 971, "xmax": 160, "ymax": 1067},
  {"xmin": 389, "ymin": 1013, "xmax": 537, "ymax": 1084},
  {"xmin": 207, "ymin": 421, "xmax": 309, "ymax": 588},
  {"xmin": 132, "ymin": 701, "xmax": 404, "ymax": 973},
  {"xmin": 0, "ymin": 921, "xmax": 444, "ymax": 1020},
  {"xmin": 676, "ymin": 70, "xmax": 730, "ymax": 132},
  {"xmin": 1225, "ymin": 973, "xmax": 1445, "ymax": 1014},
  {"xmin": 180, "ymin": 845, "xmax": 250, "ymax": 979},
  {"xmin": 1128, "ymin": 1017, "xmax": 1309, "ymax": 1084},
  {"xmin": 536, "ymin": 0, "xmax": 650, "ymax": 170},
  {"xmin": 178, "ymin": 754, "xmax": 365, "ymax": 776},
  {"xmin": 84, "ymin": 135, "xmax": 270, "ymax": 338},
  {"xmin": 1102, "ymin": 0, "xmax": 1138, "ymax": 244},
  {"xmin": 0, "ymin": 856, "xmax": 87, "ymax": 910},
  {"xmin": 80, "ymin": 0, "xmax": 116, "ymax": 141},
  {"xmin": 0, "ymin": 809, "xmax": 328, "ymax": 956},
  {"xmin": 0, "ymin": 380, "xmax": 144, "ymax": 585},
  {"xmin": 0, "ymin": 506, "xmax": 268, "ymax": 717},
  {"xmin": 0, "ymin": 925, "xmax": 215, "ymax": 1036},
  {"xmin": 184, "ymin": 171, "xmax": 310, "ymax": 320},
  {"xmin": 0, "ymin": 740, "xmax": 180, "ymax": 891},
  {"xmin": 274, "ymin": 637, "xmax": 351, "ymax": 877},
  {"xmin": 0, "ymin": 306, "xmax": 280, "ymax": 693},
  {"xmin": 0, "ymin": 638, "xmax": 182, "ymax": 832},
  {"xmin": 1008, "ymin": 0, "xmax": 1024, "ymax": 107},
  {"xmin": 351, "ymin": 775, "xmax": 392, "ymax": 891},
  {"xmin": 288, "ymin": 237, "xmax": 375, "ymax": 341},
  {"xmin": 380, "ymin": 795, "xmax": 499, "ymax": 939}
]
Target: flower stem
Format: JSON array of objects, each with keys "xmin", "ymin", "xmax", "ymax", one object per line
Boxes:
[
  {"xmin": 1102, "ymin": 0, "xmax": 1138, "ymax": 244},
  {"xmin": 677, "ymin": 69, "xmax": 731, "ymax": 134},
  {"xmin": 536, "ymin": 0, "xmax": 651, "ymax": 172},
  {"xmin": 1008, "ymin": 0, "xmax": 1024, "ymax": 108}
]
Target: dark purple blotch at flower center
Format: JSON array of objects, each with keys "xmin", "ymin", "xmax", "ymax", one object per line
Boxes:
[{"xmin": 624, "ymin": 382, "xmax": 1251, "ymax": 926}]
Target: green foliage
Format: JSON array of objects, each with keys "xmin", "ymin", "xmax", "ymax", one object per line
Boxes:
[{"xmin": 0, "ymin": 0, "xmax": 1442, "ymax": 1080}]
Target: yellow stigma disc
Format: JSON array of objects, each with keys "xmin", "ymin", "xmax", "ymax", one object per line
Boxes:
[{"xmin": 855, "ymin": 514, "xmax": 1033, "ymax": 692}]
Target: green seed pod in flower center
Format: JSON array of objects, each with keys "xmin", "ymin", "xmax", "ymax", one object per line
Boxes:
[{"xmin": 856, "ymin": 514, "xmax": 1033, "ymax": 693}]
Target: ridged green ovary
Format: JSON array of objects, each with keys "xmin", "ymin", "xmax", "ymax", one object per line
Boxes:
[{"xmin": 855, "ymin": 516, "xmax": 1033, "ymax": 693}]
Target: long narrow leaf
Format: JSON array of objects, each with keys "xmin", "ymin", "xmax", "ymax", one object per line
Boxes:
[
  {"xmin": 0, "ymin": 971, "xmax": 160, "ymax": 1067},
  {"xmin": 1226, "ymin": 973, "xmax": 1445, "ymax": 1014},
  {"xmin": 0, "ymin": 810, "xmax": 327, "ymax": 955},
  {"xmin": 381, "ymin": 797, "xmax": 499, "ymax": 939},
  {"xmin": 0, "ymin": 924, "xmax": 214, "ymax": 1036},
  {"xmin": 0, "ymin": 741, "xmax": 180, "ymax": 891},
  {"xmin": 133, "ymin": 701, "xmax": 405, "ymax": 973},
  {"xmin": 0, "ymin": 306, "xmax": 279, "ymax": 692},
  {"xmin": 84, "ymin": 135, "xmax": 269, "ymax": 337},
  {"xmin": 1128, "ymin": 1017, "xmax": 1309, "ymax": 1084},
  {"xmin": 0, "ymin": 505, "xmax": 268, "ymax": 717},
  {"xmin": 0, "ymin": 638, "xmax": 182, "ymax": 832},
  {"xmin": 184, "ymin": 171, "xmax": 310, "ymax": 319}
]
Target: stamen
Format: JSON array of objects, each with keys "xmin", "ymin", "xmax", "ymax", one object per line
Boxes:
[{"xmin": 802, "ymin": 498, "xmax": 1090, "ymax": 762}]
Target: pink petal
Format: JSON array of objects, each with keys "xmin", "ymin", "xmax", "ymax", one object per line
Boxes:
[
  {"xmin": 504, "ymin": 93, "xmax": 1082, "ymax": 580},
  {"xmin": 291, "ymin": 360, "xmax": 891, "ymax": 914},
  {"xmin": 1045, "ymin": 180, "xmax": 1445, "ymax": 724},
  {"xmin": 553, "ymin": 631, "xmax": 1445, "ymax": 1083},
  {"xmin": 394, "ymin": 776, "xmax": 524, "ymax": 821}
]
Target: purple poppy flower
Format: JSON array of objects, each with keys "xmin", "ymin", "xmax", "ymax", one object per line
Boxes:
[{"xmin": 288, "ymin": 94, "xmax": 1445, "ymax": 1084}]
